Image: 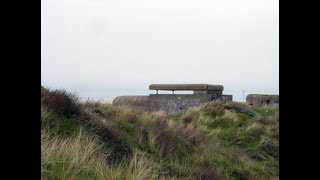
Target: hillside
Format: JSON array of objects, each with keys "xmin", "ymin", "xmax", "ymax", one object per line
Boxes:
[{"xmin": 41, "ymin": 87, "xmax": 279, "ymax": 179}]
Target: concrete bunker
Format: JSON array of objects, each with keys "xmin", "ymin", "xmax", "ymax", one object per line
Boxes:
[
  {"xmin": 246, "ymin": 94, "xmax": 279, "ymax": 107},
  {"xmin": 113, "ymin": 84, "xmax": 233, "ymax": 114}
]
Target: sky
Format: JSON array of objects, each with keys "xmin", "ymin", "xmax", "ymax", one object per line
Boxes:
[{"xmin": 41, "ymin": 0, "xmax": 279, "ymax": 102}]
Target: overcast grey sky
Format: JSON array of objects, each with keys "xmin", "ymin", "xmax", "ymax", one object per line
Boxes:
[{"xmin": 41, "ymin": 0, "xmax": 279, "ymax": 101}]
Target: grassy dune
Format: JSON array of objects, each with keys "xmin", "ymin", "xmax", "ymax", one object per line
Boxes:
[{"xmin": 41, "ymin": 87, "xmax": 279, "ymax": 179}]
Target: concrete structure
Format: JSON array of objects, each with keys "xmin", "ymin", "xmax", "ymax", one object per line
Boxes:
[
  {"xmin": 112, "ymin": 84, "xmax": 232, "ymax": 114},
  {"xmin": 246, "ymin": 94, "xmax": 279, "ymax": 107},
  {"xmin": 112, "ymin": 95, "xmax": 150, "ymax": 111}
]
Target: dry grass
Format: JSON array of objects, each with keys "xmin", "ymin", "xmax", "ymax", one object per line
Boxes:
[
  {"xmin": 41, "ymin": 87, "xmax": 279, "ymax": 179},
  {"xmin": 126, "ymin": 151, "xmax": 160, "ymax": 180},
  {"xmin": 41, "ymin": 128, "xmax": 110, "ymax": 179},
  {"xmin": 41, "ymin": 106, "xmax": 56, "ymax": 124},
  {"xmin": 41, "ymin": 129, "xmax": 162, "ymax": 180}
]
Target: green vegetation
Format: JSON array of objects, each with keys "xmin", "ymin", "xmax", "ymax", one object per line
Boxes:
[{"xmin": 41, "ymin": 87, "xmax": 279, "ymax": 179}]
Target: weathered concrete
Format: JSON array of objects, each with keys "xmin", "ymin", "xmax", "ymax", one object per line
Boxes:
[
  {"xmin": 112, "ymin": 84, "xmax": 233, "ymax": 114},
  {"xmin": 222, "ymin": 95, "xmax": 233, "ymax": 103},
  {"xmin": 149, "ymin": 94, "xmax": 212, "ymax": 114},
  {"xmin": 246, "ymin": 94, "xmax": 279, "ymax": 107},
  {"xmin": 112, "ymin": 96, "xmax": 150, "ymax": 111}
]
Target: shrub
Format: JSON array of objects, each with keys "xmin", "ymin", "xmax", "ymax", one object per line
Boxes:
[{"xmin": 41, "ymin": 87, "xmax": 81, "ymax": 118}]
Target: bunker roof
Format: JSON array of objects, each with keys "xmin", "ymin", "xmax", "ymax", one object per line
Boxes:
[
  {"xmin": 149, "ymin": 84, "xmax": 223, "ymax": 91},
  {"xmin": 246, "ymin": 94, "xmax": 279, "ymax": 98}
]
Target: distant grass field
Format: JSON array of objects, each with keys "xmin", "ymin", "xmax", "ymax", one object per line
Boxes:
[{"xmin": 41, "ymin": 87, "xmax": 279, "ymax": 179}]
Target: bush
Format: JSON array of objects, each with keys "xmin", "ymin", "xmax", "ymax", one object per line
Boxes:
[{"xmin": 41, "ymin": 87, "xmax": 81, "ymax": 118}]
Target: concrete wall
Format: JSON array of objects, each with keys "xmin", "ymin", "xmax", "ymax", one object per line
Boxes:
[
  {"xmin": 222, "ymin": 95, "xmax": 233, "ymax": 102},
  {"xmin": 246, "ymin": 94, "xmax": 279, "ymax": 107},
  {"xmin": 112, "ymin": 93, "xmax": 232, "ymax": 114},
  {"xmin": 193, "ymin": 90, "xmax": 222, "ymax": 96},
  {"xmin": 112, "ymin": 96, "xmax": 150, "ymax": 111},
  {"xmin": 149, "ymin": 94, "xmax": 212, "ymax": 114}
]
